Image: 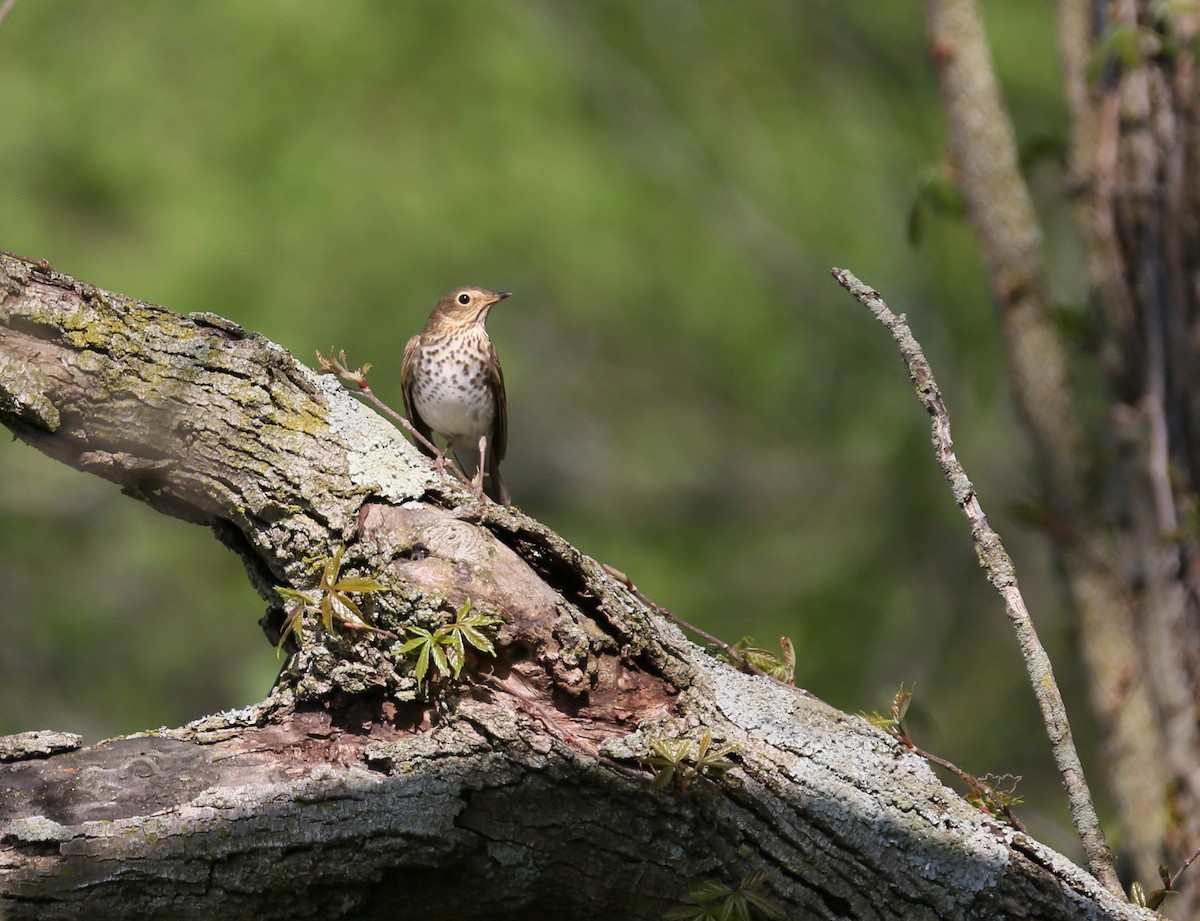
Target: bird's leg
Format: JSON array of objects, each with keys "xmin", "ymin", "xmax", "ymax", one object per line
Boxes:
[
  {"xmin": 433, "ymin": 439, "xmax": 451, "ymax": 478},
  {"xmin": 471, "ymin": 435, "xmax": 488, "ymax": 500}
]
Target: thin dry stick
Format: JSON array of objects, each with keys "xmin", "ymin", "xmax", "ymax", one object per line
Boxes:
[
  {"xmin": 1169, "ymin": 846, "xmax": 1200, "ymax": 898},
  {"xmin": 832, "ymin": 267, "xmax": 1120, "ymax": 895},
  {"xmin": 600, "ymin": 563, "xmax": 770, "ymax": 680},
  {"xmin": 905, "ymin": 739, "xmax": 1026, "ymax": 834}
]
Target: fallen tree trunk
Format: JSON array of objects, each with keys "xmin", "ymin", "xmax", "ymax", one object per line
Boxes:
[{"xmin": 0, "ymin": 254, "xmax": 1151, "ymax": 920}]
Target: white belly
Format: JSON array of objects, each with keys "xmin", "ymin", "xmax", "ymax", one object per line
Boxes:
[
  {"xmin": 412, "ymin": 343, "xmax": 495, "ymax": 443},
  {"xmin": 415, "ymin": 386, "xmax": 493, "ymax": 442}
]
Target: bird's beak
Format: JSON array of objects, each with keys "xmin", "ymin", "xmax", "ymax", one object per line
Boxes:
[{"xmin": 489, "ymin": 291, "xmax": 512, "ymax": 305}]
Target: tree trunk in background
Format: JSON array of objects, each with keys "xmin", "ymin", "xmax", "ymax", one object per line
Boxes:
[
  {"xmin": 928, "ymin": 0, "xmax": 1200, "ymax": 907},
  {"xmin": 1070, "ymin": 0, "xmax": 1200, "ymax": 892}
]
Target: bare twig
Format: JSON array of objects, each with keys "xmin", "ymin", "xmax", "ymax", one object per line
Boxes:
[
  {"xmin": 0, "ymin": 247, "xmax": 49, "ymax": 269},
  {"xmin": 832, "ymin": 267, "xmax": 1119, "ymax": 895},
  {"xmin": 904, "ymin": 738, "xmax": 1026, "ymax": 833},
  {"xmin": 601, "ymin": 563, "xmax": 771, "ymax": 680},
  {"xmin": 1169, "ymin": 846, "xmax": 1200, "ymax": 895},
  {"xmin": 902, "ymin": 733, "xmax": 1022, "ymax": 834}
]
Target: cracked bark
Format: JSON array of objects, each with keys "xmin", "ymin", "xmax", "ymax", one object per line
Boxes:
[{"xmin": 0, "ymin": 255, "xmax": 1153, "ymax": 920}]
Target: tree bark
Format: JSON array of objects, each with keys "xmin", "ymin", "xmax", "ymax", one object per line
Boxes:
[{"xmin": 0, "ymin": 255, "xmax": 1153, "ymax": 920}]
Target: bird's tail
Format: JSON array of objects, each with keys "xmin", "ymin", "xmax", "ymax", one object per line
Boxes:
[
  {"xmin": 484, "ymin": 450, "xmax": 508, "ymax": 503},
  {"xmin": 484, "ymin": 451, "xmax": 510, "ymax": 505}
]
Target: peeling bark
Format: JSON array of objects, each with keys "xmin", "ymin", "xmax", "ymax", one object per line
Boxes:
[{"xmin": 0, "ymin": 255, "xmax": 1154, "ymax": 920}]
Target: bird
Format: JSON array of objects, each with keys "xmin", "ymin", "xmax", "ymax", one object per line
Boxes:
[{"xmin": 400, "ymin": 286, "xmax": 512, "ymax": 504}]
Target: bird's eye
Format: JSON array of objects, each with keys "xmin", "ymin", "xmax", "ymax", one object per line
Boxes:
[{"xmin": 457, "ymin": 293, "xmax": 471, "ymax": 305}]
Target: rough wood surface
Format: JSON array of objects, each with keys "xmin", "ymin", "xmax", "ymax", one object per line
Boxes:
[{"xmin": 0, "ymin": 254, "xmax": 1153, "ymax": 920}]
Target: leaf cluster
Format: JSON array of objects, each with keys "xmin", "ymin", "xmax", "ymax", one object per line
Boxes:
[
  {"xmin": 273, "ymin": 547, "xmax": 390, "ymax": 652},
  {"xmin": 396, "ymin": 599, "xmax": 503, "ymax": 691},
  {"xmin": 860, "ymin": 681, "xmax": 914, "ymax": 734},
  {"xmin": 964, "ymin": 773, "xmax": 1023, "ymax": 815},
  {"xmin": 1130, "ymin": 864, "xmax": 1180, "ymax": 910},
  {"xmin": 643, "ymin": 728, "xmax": 738, "ymax": 793},
  {"xmin": 665, "ymin": 869, "xmax": 785, "ymax": 921},
  {"xmin": 717, "ymin": 636, "xmax": 796, "ymax": 684}
]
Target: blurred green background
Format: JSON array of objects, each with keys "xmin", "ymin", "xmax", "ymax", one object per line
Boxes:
[{"xmin": 0, "ymin": 1, "xmax": 1099, "ymax": 860}]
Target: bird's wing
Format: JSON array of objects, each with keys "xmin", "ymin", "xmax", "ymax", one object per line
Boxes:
[
  {"xmin": 486, "ymin": 338, "xmax": 507, "ymax": 462},
  {"xmin": 400, "ymin": 334, "xmax": 435, "ymax": 454}
]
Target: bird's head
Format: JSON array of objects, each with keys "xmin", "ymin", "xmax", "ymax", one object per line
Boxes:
[{"xmin": 427, "ymin": 287, "xmax": 511, "ymax": 330}]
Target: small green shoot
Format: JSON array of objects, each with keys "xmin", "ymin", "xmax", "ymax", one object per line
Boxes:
[
  {"xmin": 643, "ymin": 728, "xmax": 738, "ymax": 792},
  {"xmin": 718, "ymin": 636, "xmax": 797, "ymax": 684},
  {"xmin": 860, "ymin": 682, "xmax": 914, "ymax": 735},
  {"xmin": 273, "ymin": 547, "xmax": 390, "ymax": 652},
  {"xmin": 665, "ymin": 869, "xmax": 786, "ymax": 921},
  {"xmin": 1130, "ymin": 863, "xmax": 1180, "ymax": 910},
  {"xmin": 397, "ymin": 599, "xmax": 503, "ymax": 691},
  {"xmin": 864, "ymin": 684, "xmax": 1026, "ymax": 829},
  {"xmin": 964, "ymin": 773, "xmax": 1024, "ymax": 815},
  {"xmin": 316, "ymin": 348, "xmax": 372, "ymax": 390}
]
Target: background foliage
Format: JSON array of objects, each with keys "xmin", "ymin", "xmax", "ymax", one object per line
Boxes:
[{"xmin": 0, "ymin": 1, "xmax": 1098, "ymax": 860}]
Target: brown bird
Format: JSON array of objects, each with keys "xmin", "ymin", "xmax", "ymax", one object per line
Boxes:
[{"xmin": 401, "ymin": 286, "xmax": 512, "ymax": 504}]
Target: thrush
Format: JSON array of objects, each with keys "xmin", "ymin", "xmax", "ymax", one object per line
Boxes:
[{"xmin": 401, "ymin": 286, "xmax": 512, "ymax": 504}]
